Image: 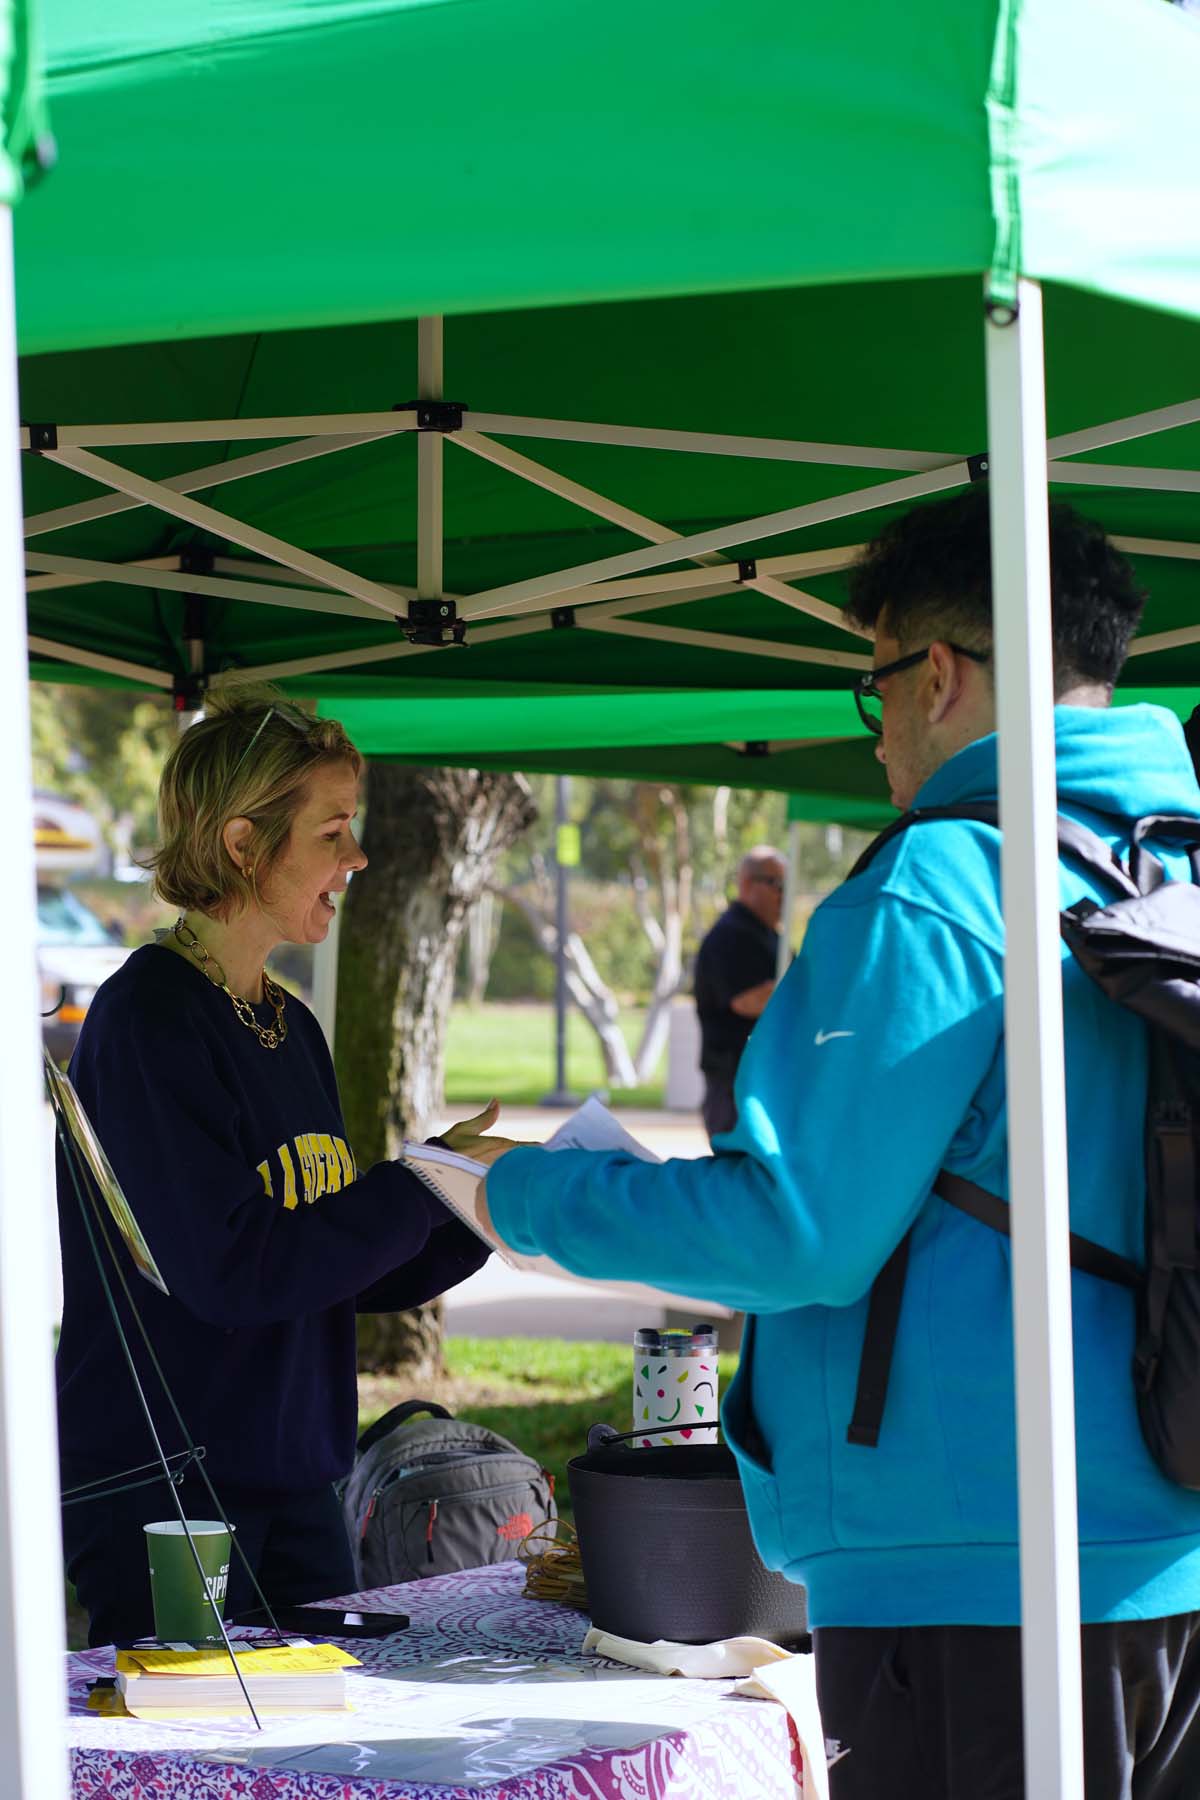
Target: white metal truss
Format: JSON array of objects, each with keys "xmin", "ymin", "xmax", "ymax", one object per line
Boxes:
[
  {"xmin": 225, "ymin": 614, "xmax": 548, "ymax": 685},
  {"xmin": 24, "ymin": 551, "xmax": 409, "ymax": 619},
  {"xmin": 1111, "ymin": 534, "xmax": 1200, "ymax": 562},
  {"xmin": 450, "ymin": 428, "xmax": 860, "ymax": 634},
  {"xmin": 21, "ymin": 380, "xmax": 1200, "ymax": 693},
  {"xmin": 28, "ymin": 634, "xmax": 173, "ymax": 688},
  {"xmin": 1127, "ymin": 625, "xmax": 1200, "ymax": 657},
  {"xmin": 577, "ymin": 615, "xmax": 871, "ymax": 670},
  {"xmin": 1045, "ymin": 396, "xmax": 1200, "ymax": 459},
  {"xmin": 459, "ymin": 461, "xmax": 974, "ymax": 623},
  {"xmin": 23, "ymin": 432, "xmax": 389, "ymax": 540},
  {"xmin": 25, "ymin": 552, "xmax": 180, "ymax": 593},
  {"xmin": 39, "ymin": 446, "xmax": 407, "ymax": 619},
  {"xmin": 19, "ymin": 412, "xmax": 418, "ymax": 448},
  {"xmin": 1049, "ymin": 461, "xmax": 1200, "ymax": 495}
]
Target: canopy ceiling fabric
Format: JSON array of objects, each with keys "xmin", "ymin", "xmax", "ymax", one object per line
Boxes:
[
  {"xmin": 12, "ymin": 0, "xmax": 1200, "ymax": 787},
  {"xmin": 327, "ymin": 685, "xmax": 1200, "ymax": 833}
]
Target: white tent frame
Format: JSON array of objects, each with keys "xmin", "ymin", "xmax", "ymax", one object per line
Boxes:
[
  {"xmin": 15, "ymin": 310, "xmax": 1200, "ymax": 1800},
  {"xmin": 22, "ymin": 333, "xmax": 1197, "ymax": 703}
]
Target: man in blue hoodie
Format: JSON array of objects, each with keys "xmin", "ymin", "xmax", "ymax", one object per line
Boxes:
[{"xmin": 483, "ymin": 489, "xmax": 1200, "ymax": 1798}]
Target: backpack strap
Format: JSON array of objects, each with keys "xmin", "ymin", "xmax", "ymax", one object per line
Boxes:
[
  {"xmin": 846, "ymin": 1231, "xmax": 913, "ymax": 1447},
  {"xmin": 843, "ymin": 801, "xmax": 1153, "ymax": 1452},
  {"xmin": 847, "ymin": 1173, "xmax": 1141, "ymax": 1451},
  {"xmin": 936, "ymin": 1171, "xmax": 1140, "ymax": 1289},
  {"xmin": 847, "ymin": 802, "xmax": 1001, "ymax": 882},
  {"xmin": 356, "ymin": 1398, "xmax": 452, "ymax": 1456}
]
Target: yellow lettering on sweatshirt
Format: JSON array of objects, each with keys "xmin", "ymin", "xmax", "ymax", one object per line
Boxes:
[
  {"xmin": 305, "ymin": 1132, "xmax": 327, "ymax": 1200},
  {"xmin": 335, "ymin": 1137, "xmax": 356, "ymax": 1188},
  {"xmin": 316, "ymin": 1133, "xmax": 341, "ymax": 1193},
  {"xmin": 277, "ymin": 1143, "xmax": 299, "ymax": 1211},
  {"xmin": 256, "ymin": 1159, "xmax": 273, "ymax": 1199},
  {"xmin": 300, "ymin": 1134, "xmax": 321, "ymax": 1205}
]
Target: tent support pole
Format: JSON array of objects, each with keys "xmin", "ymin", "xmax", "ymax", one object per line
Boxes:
[
  {"xmin": 986, "ymin": 278, "xmax": 1085, "ymax": 1800},
  {"xmin": 417, "ymin": 317, "xmax": 444, "ymax": 602},
  {"xmin": 0, "ymin": 204, "xmax": 71, "ymax": 1800}
]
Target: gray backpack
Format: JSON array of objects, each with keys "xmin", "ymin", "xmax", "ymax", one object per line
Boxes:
[{"xmin": 341, "ymin": 1399, "xmax": 556, "ymax": 1586}]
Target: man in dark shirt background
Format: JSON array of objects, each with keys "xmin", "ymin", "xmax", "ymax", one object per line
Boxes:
[{"xmin": 693, "ymin": 845, "xmax": 785, "ymax": 1140}]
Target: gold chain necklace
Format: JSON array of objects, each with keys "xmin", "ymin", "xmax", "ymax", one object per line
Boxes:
[{"xmin": 172, "ymin": 917, "xmax": 288, "ymax": 1050}]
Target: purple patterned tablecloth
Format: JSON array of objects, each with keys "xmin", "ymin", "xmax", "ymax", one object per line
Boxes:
[{"xmin": 67, "ymin": 1561, "xmax": 805, "ymax": 1800}]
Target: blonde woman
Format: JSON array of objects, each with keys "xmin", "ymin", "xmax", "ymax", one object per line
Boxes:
[{"xmin": 56, "ymin": 691, "xmax": 502, "ymax": 1646}]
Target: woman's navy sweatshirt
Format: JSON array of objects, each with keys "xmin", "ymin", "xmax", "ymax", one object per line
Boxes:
[{"xmin": 55, "ymin": 944, "xmax": 488, "ymax": 1493}]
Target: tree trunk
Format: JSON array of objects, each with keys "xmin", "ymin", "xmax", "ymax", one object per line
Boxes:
[{"xmin": 335, "ymin": 763, "xmax": 537, "ymax": 1376}]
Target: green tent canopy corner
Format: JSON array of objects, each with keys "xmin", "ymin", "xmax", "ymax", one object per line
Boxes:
[{"xmin": 11, "ymin": 0, "xmax": 1200, "ymax": 724}]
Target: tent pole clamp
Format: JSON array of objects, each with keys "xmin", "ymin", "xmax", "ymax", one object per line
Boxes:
[
  {"xmin": 405, "ymin": 598, "xmax": 464, "ymax": 646},
  {"xmin": 172, "ymin": 674, "xmax": 206, "ymax": 713},
  {"xmin": 396, "ymin": 400, "xmax": 466, "ymax": 432},
  {"xmin": 739, "ymin": 741, "xmax": 770, "ymax": 758},
  {"xmin": 967, "ymin": 453, "xmax": 991, "ymax": 483},
  {"xmin": 737, "ymin": 559, "xmax": 758, "ymax": 582},
  {"xmin": 551, "ymin": 607, "xmax": 576, "ymax": 630},
  {"xmin": 24, "ymin": 422, "xmax": 58, "ymax": 452}
]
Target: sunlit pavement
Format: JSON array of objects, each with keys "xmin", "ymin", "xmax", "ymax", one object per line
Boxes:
[{"xmin": 430, "ymin": 1105, "xmax": 716, "ymax": 1341}]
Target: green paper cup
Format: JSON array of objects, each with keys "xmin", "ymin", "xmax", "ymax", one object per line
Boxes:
[{"xmin": 144, "ymin": 1520, "xmax": 233, "ymax": 1643}]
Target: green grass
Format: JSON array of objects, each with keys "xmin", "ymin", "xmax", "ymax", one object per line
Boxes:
[
  {"xmin": 360, "ymin": 1337, "xmax": 740, "ymax": 1526},
  {"xmin": 444, "ymin": 1002, "xmax": 666, "ymax": 1108}
]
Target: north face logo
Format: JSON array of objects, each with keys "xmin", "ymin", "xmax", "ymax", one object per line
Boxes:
[{"xmin": 496, "ymin": 1511, "xmax": 533, "ymax": 1542}]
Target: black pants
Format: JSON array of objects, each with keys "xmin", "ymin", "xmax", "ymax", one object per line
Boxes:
[
  {"xmin": 62, "ymin": 1469, "xmax": 356, "ymax": 1647},
  {"xmin": 814, "ymin": 1619, "xmax": 1200, "ymax": 1800},
  {"xmin": 701, "ymin": 1072, "xmax": 738, "ymax": 1141}
]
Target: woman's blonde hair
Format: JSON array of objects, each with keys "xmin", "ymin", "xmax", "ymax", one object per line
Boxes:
[{"xmin": 149, "ymin": 686, "xmax": 362, "ymax": 917}]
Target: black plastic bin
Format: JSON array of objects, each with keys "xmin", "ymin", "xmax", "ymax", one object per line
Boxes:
[{"xmin": 568, "ymin": 1428, "xmax": 808, "ymax": 1646}]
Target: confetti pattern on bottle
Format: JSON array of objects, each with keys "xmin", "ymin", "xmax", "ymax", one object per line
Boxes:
[{"xmin": 632, "ymin": 1326, "xmax": 719, "ymax": 1447}]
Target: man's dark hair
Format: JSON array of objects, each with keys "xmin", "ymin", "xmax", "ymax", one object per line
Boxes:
[{"xmin": 845, "ymin": 486, "xmax": 1146, "ymax": 693}]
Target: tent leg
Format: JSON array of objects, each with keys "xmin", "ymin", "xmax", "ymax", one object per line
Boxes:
[
  {"xmin": 417, "ymin": 317, "xmax": 444, "ymax": 601},
  {"xmin": 0, "ymin": 203, "xmax": 70, "ymax": 1798},
  {"xmin": 985, "ymin": 278, "xmax": 1085, "ymax": 1799}
]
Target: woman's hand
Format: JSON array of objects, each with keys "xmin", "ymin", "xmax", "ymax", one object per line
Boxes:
[{"xmin": 440, "ymin": 1098, "xmax": 524, "ymax": 1166}]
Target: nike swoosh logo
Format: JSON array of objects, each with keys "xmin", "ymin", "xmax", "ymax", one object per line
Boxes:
[{"xmin": 814, "ymin": 1029, "xmax": 855, "ymax": 1046}]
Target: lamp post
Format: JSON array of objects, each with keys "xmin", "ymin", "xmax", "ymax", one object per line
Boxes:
[{"xmin": 541, "ymin": 775, "xmax": 580, "ymax": 1107}]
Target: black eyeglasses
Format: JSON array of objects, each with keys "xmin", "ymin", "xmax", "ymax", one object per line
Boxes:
[{"xmin": 852, "ymin": 644, "xmax": 990, "ymax": 735}]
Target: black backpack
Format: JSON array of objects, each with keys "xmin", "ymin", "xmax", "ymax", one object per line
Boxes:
[
  {"xmin": 844, "ymin": 800, "xmax": 1200, "ymax": 1490},
  {"xmin": 341, "ymin": 1400, "xmax": 557, "ymax": 1587}
]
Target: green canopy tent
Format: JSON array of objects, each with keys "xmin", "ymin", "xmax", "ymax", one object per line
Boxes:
[
  {"xmin": 10, "ymin": 2, "xmax": 1200, "ymax": 715},
  {"xmin": 6, "ymin": 1, "xmax": 1200, "ymax": 1792},
  {"xmin": 325, "ymin": 685, "xmax": 1200, "ymax": 831}
]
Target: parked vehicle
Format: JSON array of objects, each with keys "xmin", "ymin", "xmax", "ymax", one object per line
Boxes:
[{"xmin": 39, "ymin": 884, "xmax": 130, "ymax": 1065}]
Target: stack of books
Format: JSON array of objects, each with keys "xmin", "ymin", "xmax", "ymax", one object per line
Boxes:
[{"xmin": 114, "ymin": 1639, "xmax": 359, "ymax": 1718}]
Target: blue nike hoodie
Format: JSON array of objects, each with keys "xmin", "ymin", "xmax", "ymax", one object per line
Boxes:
[{"xmin": 488, "ymin": 704, "xmax": 1200, "ymax": 1627}]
